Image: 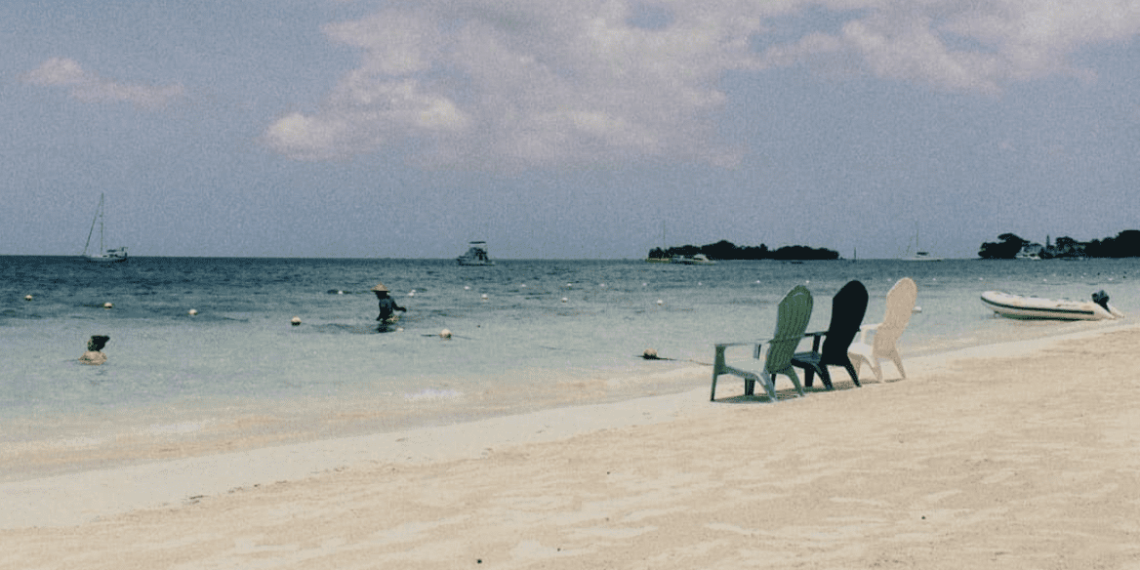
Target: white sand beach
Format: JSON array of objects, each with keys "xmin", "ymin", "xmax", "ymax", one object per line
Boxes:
[{"xmin": 4, "ymin": 325, "xmax": 1140, "ymax": 569}]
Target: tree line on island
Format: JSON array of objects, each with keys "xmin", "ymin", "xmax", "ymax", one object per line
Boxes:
[
  {"xmin": 647, "ymin": 240, "xmax": 841, "ymax": 261},
  {"xmin": 647, "ymin": 229, "xmax": 1140, "ymax": 262},
  {"xmin": 978, "ymin": 230, "xmax": 1140, "ymax": 259}
]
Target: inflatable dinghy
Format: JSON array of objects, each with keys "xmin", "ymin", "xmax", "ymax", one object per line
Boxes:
[{"xmin": 981, "ymin": 290, "xmax": 1124, "ymax": 321}]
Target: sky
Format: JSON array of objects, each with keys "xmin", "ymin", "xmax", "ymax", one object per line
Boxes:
[{"xmin": 3, "ymin": 0, "xmax": 1139, "ymax": 259}]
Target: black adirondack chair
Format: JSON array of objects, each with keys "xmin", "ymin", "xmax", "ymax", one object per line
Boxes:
[{"xmin": 791, "ymin": 280, "xmax": 868, "ymax": 390}]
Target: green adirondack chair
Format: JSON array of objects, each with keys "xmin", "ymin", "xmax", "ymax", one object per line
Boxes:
[{"xmin": 711, "ymin": 285, "xmax": 814, "ymax": 402}]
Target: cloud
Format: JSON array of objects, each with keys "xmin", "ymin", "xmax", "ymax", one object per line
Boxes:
[
  {"xmin": 756, "ymin": 0, "xmax": 1140, "ymax": 92},
  {"xmin": 22, "ymin": 57, "xmax": 184, "ymax": 110},
  {"xmin": 265, "ymin": 0, "xmax": 1140, "ymax": 166}
]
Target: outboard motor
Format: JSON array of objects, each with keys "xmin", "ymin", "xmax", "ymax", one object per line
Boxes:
[{"xmin": 1092, "ymin": 290, "xmax": 1111, "ymax": 312}]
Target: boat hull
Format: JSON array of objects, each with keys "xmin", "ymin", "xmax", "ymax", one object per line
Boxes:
[
  {"xmin": 980, "ymin": 291, "xmax": 1123, "ymax": 321},
  {"xmin": 83, "ymin": 248, "xmax": 128, "ymax": 263},
  {"xmin": 457, "ymin": 242, "xmax": 494, "ymax": 266},
  {"xmin": 84, "ymin": 255, "xmax": 128, "ymax": 263}
]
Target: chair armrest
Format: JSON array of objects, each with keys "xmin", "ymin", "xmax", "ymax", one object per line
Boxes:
[
  {"xmin": 857, "ymin": 322, "xmax": 881, "ymax": 344},
  {"xmin": 803, "ymin": 330, "xmax": 827, "ymax": 352},
  {"xmin": 714, "ymin": 341, "xmax": 765, "ymax": 360}
]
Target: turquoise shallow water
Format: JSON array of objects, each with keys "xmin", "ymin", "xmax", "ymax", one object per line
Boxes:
[{"xmin": 2, "ymin": 256, "xmax": 1137, "ymax": 478}]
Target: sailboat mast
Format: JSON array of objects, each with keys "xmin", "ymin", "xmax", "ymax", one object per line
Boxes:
[
  {"xmin": 83, "ymin": 194, "xmax": 102, "ymax": 256},
  {"xmin": 99, "ymin": 194, "xmax": 105, "ymax": 253}
]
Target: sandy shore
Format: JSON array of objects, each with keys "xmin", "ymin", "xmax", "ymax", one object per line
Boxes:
[{"xmin": 4, "ymin": 324, "xmax": 1140, "ymax": 569}]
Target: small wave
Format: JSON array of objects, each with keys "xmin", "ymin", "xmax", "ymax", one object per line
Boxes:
[
  {"xmin": 404, "ymin": 388, "xmax": 463, "ymax": 402},
  {"xmin": 143, "ymin": 420, "xmax": 211, "ymax": 435}
]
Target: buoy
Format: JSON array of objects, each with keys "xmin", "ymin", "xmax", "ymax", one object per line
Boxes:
[
  {"xmin": 657, "ymin": 299, "xmax": 664, "ymax": 305},
  {"xmin": 561, "ymin": 297, "xmax": 568, "ymax": 303},
  {"xmin": 464, "ymin": 286, "xmax": 470, "ymax": 290},
  {"xmin": 291, "ymin": 316, "xmax": 301, "ymax": 326},
  {"xmin": 103, "ymin": 302, "xmax": 113, "ymax": 309},
  {"xmin": 188, "ymin": 309, "xmax": 198, "ymax": 316},
  {"xmin": 481, "ymin": 294, "xmax": 488, "ymax": 301},
  {"xmin": 440, "ymin": 329, "xmax": 452, "ymax": 339},
  {"xmin": 24, "ymin": 295, "xmax": 33, "ymax": 301}
]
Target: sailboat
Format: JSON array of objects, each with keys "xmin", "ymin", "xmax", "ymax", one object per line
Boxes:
[
  {"xmin": 903, "ymin": 224, "xmax": 942, "ymax": 262},
  {"xmin": 82, "ymin": 193, "xmax": 128, "ymax": 263},
  {"xmin": 645, "ymin": 221, "xmax": 671, "ymax": 262}
]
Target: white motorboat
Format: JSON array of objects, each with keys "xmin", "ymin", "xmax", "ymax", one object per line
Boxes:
[
  {"xmin": 457, "ymin": 241, "xmax": 494, "ymax": 266},
  {"xmin": 980, "ymin": 290, "xmax": 1124, "ymax": 321},
  {"xmin": 672, "ymin": 253, "xmax": 715, "ymax": 265},
  {"xmin": 81, "ymin": 193, "xmax": 128, "ymax": 263}
]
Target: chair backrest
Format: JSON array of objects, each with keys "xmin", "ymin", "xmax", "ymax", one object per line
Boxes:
[
  {"xmin": 820, "ymin": 280, "xmax": 868, "ymax": 364},
  {"xmin": 874, "ymin": 277, "xmax": 917, "ymax": 354},
  {"xmin": 765, "ymin": 285, "xmax": 813, "ymax": 373}
]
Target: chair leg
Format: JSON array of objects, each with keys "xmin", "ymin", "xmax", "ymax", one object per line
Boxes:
[
  {"xmin": 844, "ymin": 363, "xmax": 861, "ymax": 387},
  {"xmin": 711, "ymin": 347, "xmax": 726, "ymax": 401},
  {"xmin": 891, "ymin": 352, "xmax": 907, "ymax": 379},
  {"xmin": 744, "ymin": 378, "xmax": 755, "ymax": 396},
  {"xmin": 760, "ymin": 372, "xmax": 778, "ymax": 401},
  {"xmin": 848, "ymin": 354, "xmax": 866, "ymax": 378},
  {"xmin": 818, "ymin": 366, "xmax": 834, "ymax": 390},
  {"xmin": 869, "ymin": 360, "xmax": 884, "ymax": 383},
  {"xmin": 804, "ymin": 367, "xmax": 816, "ymax": 388},
  {"xmin": 785, "ymin": 369, "xmax": 805, "ymax": 397}
]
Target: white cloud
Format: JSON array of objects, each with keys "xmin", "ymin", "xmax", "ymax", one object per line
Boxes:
[
  {"xmin": 265, "ymin": 0, "xmax": 1140, "ymax": 166},
  {"xmin": 757, "ymin": 0, "xmax": 1140, "ymax": 91},
  {"xmin": 21, "ymin": 57, "xmax": 184, "ymax": 110}
]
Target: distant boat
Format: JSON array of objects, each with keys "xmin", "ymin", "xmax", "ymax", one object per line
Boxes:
[
  {"xmin": 903, "ymin": 224, "xmax": 942, "ymax": 261},
  {"xmin": 457, "ymin": 241, "xmax": 494, "ymax": 266},
  {"xmin": 81, "ymin": 193, "xmax": 128, "ymax": 263},
  {"xmin": 905, "ymin": 251, "xmax": 943, "ymax": 262},
  {"xmin": 672, "ymin": 253, "xmax": 715, "ymax": 265},
  {"xmin": 646, "ymin": 222, "xmax": 671, "ymax": 262}
]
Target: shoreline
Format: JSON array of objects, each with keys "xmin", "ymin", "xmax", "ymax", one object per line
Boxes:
[{"xmin": 3, "ymin": 321, "xmax": 1137, "ymax": 533}]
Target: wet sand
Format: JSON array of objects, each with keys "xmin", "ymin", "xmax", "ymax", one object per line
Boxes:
[{"xmin": 3, "ymin": 324, "xmax": 1140, "ymax": 569}]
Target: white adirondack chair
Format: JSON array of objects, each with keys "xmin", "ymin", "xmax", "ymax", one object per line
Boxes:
[{"xmin": 847, "ymin": 277, "xmax": 917, "ymax": 383}]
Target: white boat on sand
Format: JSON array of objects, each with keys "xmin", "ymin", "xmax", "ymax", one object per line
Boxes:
[{"xmin": 981, "ymin": 290, "xmax": 1124, "ymax": 321}]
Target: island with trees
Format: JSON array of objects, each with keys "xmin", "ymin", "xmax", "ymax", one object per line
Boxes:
[
  {"xmin": 978, "ymin": 230, "xmax": 1140, "ymax": 259},
  {"xmin": 647, "ymin": 240, "xmax": 841, "ymax": 261}
]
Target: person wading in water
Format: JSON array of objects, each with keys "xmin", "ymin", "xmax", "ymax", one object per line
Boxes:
[{"xmin": 372, "ymin": 283, "xmax": 407, "ymax": 327}]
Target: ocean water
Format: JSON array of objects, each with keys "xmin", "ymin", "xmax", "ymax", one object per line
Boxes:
[{"xmin": 2, "ymin": 256, "xmax": 1137, "ymax": 479}]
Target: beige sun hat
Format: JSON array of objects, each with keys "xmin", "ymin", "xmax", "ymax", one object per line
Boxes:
[{"xmin": 371, "ymin": 283, "xmax": 389, "ymax": 293}]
